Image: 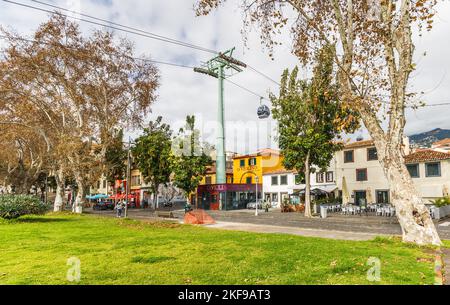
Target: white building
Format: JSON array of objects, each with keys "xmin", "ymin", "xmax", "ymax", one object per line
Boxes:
[
  {"xmin": 335, "ymin": 138, "xmax": 450, "ymax": 205},
  {"xmin": 336, "ymin": 140, "xmax": 393, "ymax": 205},
  {"xmin": 89, "ymin": 174, "xmax": 112, "ymax": 196},
  {"xmin": 405, "ymin": 150, "xmax": 450, "ymax": 201},
  {"xmin": 262, "ymin": 159, "xmax": 338, "ymax": 208}
]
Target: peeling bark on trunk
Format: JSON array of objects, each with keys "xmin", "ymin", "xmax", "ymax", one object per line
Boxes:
[
  {"xmin": 54, "ymin": 168, "xmax": 65, "ymax": 212},
  {"xmin": 304, "ymin": 152, "xmax": 312, "ymax": 218},
  {"xmin": 73, "ymin": 172, "xmax": 84, "ymax": 214},
  {"xmin": 376, "ymin": 142, "xmax": 442, "ymax": 246}
]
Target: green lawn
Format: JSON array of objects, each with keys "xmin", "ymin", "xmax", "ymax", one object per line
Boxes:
[{"xmin": 0, "ymin": 214, "xmax": 438, "ymax": 285}]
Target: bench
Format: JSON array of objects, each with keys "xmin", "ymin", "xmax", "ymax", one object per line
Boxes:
[{"xmin": 157, "ymin": 211, "xmax": 174, "ymax": 219}]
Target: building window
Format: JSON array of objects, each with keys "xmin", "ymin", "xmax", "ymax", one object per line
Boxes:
[
  {"xmin": 344, "ymin": 150, "xmax": 354, "ymax": 163},
  {"xmin": 240, "ymin": 160, "xmax": 245, "ymax": 167},
  {"xmin": 426, "ymin": 162, "xmax": 441, "ymax": 177},
  {"xmin": 272, "ymin": 193, "xmax": 278, "ymax": 202},
  {"xmin": 326, "ymin": 172, "xmax": 334, "ymax": 183},
  {"xmin": 280, "ymin": 175, "xmax": 288, "ymax": 185},
  {"xmin": 205, "ymin": 176, "xmax": 212, "ymax": 185},
  {"xmin": 248, "ymin": 158, "xmax": 257, "ymax": 166},
  {"xmin": 103, "ymin": 180, "xmax": 107, "ymax": 189},
  {"xmin": 271, "ymin": 176, "xmax": 279, "ymax": 186},
  {"xmin": 131, "ymin": 175, "xmax": 141, "ymax": 186},
  {"xmin": 407, "ymin": 164, "xmax": 420, "ymax": 178},
  {"xmin": 367, "ymin": 147, "xmax": 378, "ymax": 161},
  {"xmin": 246, "ymin": 177, "xmax": 253, "ymax": 184},
  {"xmin": 356, "ymin": 169, "xmax": 368, "ymax": 182},
  {"xmin": 376, "ymin": 190, "xmax": 389, "ymax": 204},
  {"xmin": 316, "ymin": 173, "xmax": 324, "ymax": 184},
  {"xmin": 97, "ymin": 181, "xmax": 101, "ymax": 189}
]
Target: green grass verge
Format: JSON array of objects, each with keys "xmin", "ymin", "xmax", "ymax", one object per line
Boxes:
[{"xmin": 0, "ymin": 214, "xmax": 436, "ymax": 285}]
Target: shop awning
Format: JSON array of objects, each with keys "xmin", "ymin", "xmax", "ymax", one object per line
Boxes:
[
  {"xmin": 86, "ymin": 194, "xmax": 109, "ymax": 200},
  {"xmin": 294, "ymin": 185, "xmax": 337, "ymax": 196}
]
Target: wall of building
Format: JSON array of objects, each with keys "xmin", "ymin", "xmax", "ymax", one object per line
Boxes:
[
  {"xmin": 335, "ymin": 141, "xmax": 450, "ymax": 204},
  {"xmin": 410, "ymin": 160, "xmax": 450, "ymax": 202},
  {"xmin": 335, "ymin": 144, "xmax": 390, "ymax": 205},
  {"xmin": 90, "ymin": 174, "xmax": 111, "ymax": 196},
  {"xmin": 233, "ymin": 151, "xmax": 284, "ymax": 185},
  {"xmin": 262, "ymin": 160, "xmax": 337, "ymax": 208}
]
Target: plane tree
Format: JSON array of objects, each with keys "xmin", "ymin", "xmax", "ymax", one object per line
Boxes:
[{"xmin": 196, "ymin": 0, "xmax": 442, "ymax": 245}]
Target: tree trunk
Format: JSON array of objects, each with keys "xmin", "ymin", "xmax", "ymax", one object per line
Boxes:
[
  {"xmin": 304, "ymin": 152, "xmax": 312, "ymax": 218},
  {"xmin": 377, "ymin": 143, "xmax": 442, "ymax": 246},
  {"xmin": 153, "ymin": 185, "xmax": 160, "ymax": 210},
  {"xmin": 73, "ymin": 172, "xmax": 84, "ymax": 214},
  {"xmin": 54, "ymin": 168, "xmax": 65, "ymax": 212},
  {"xmin": 15, "ymin": 180, "xmax": 30, "ymax": 195}
]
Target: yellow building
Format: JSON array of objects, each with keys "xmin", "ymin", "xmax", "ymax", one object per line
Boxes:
[
  {"xmin": 233, "ymin": 149, "xmax": 284, "ymax": 184},
  {"xmin": 199, "ymin": 163, "xmax": 234, "ymax": 185}
]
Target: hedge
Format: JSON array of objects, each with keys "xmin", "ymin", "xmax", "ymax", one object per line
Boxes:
[{"xmin": 0, "ymin": 195, "xmax": 49, "ymax": 220}]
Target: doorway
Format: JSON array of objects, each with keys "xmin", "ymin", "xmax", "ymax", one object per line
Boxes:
[{"xmin": 354, "ymin": 191, "xmax": 367, "ymax": 206}]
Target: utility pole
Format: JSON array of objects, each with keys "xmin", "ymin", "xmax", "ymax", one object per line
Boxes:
[
  {"xmin": 125, "ymin": 137, "xmax": 131, "ymax": 218},
  {"xmin": 194, "ymin": 48, "xmax": 247, "ymax": 185}
]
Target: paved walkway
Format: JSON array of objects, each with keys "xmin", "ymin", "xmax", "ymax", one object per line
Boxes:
[
  {"xmin": 206, "ymin": 221, "xmax": 387, "ymax": 241},
  {"xmin": 88, "ymin": 208, "xmax": 450, "ymax": 240}
]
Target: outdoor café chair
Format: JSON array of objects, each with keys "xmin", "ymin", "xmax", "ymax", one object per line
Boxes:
[
  {"xmin": 376, "ymin": 207, "xmax": 383, "ymax": 216},
  {"xmin": 390, "ymin": 207, "xmax": 396, "ymax": 217},
  {"xmin": 348, "ymin": 206, "xmax": 354, "ymax": 215},
  {"xmin": 342, "ymin": 206, "xmax": 348, "ymax": 215}
]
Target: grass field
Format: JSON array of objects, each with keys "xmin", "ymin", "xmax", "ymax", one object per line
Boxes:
[{"xmin": 0, "ymin": 214, "xmax": 439, "ymax": 285}]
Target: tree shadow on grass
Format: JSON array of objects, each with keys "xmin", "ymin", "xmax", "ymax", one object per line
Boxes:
[
  {"xmin": 130, "ymin": 256, "xmax": 176, "ymax": 264},
  {"xmin": 14, "ymin": 217, "xmax": 74, "ymax": 224}
]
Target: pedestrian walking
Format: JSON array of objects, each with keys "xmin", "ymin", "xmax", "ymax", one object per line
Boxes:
[{"xmin": 115, "ymin": 200, "xmax": 124, "ymax": 218}]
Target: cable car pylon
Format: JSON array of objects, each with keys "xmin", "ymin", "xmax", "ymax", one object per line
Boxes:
[{"xmin": 194, "ymin": 47, "xmax": 246, "ymax": 185}]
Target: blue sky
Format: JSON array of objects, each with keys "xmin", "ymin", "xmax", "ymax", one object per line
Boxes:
[{"xmin": 1, "ymin": 0, "xmax": 450, "ymax": 153}]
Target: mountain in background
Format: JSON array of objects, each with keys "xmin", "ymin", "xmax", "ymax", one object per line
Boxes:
[{"xmin": 409, "ymin": 128, "xmax": 450, "ymax": 148}]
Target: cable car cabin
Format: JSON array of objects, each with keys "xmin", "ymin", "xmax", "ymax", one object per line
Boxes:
[{"xmin": 257, "ymin": 105, "xmax": 271, "ymax": 119}]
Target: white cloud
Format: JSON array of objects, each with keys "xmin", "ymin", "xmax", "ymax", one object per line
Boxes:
[{"xmin": 1, "ymin": 0, "xmax": 449, "ymax": 151}]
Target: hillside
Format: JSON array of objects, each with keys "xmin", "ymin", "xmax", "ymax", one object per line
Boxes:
[{"xmin": 410, "ymin": 128, "xmax": 450, "ymax": 148}]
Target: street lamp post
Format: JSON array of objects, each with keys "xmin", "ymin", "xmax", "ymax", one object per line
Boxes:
[{"xmin": 255, "ymin": 176, "xmax": 259, "ymax": 217}]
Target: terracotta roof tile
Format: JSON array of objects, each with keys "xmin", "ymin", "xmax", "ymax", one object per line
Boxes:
[
  {"xmin": 433, "ymin": 138, "xmax": 450, "ymax": 147},
  {"xmin": 263, "ymin": 169, "xmax": 297, "ymax": 176},
  {"xmin": 404, "ymin": 149, "xmax": 450, "ymax": 164}
]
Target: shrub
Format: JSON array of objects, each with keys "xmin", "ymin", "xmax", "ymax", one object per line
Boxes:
[
  {"xmin": 0, "ymin": 195, "xmax": 49, "ymax": 220},
  {"xmin": 432, "ymin": 197, "xmax": 450, "ymax": 208}
]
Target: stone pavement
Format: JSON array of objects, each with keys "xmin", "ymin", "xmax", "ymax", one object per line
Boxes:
[
  {"xmin": 205, "ymin": 221, "xmax": 386, "ymax": 241},
  {"xmin": 89, "ymin": 208, "xmax": 450, "ymax": 241}
]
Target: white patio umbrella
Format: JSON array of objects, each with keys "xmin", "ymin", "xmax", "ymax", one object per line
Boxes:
[{"xmin": 342, "ymin": 177, "xmax": 350, "ymax": 206}]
